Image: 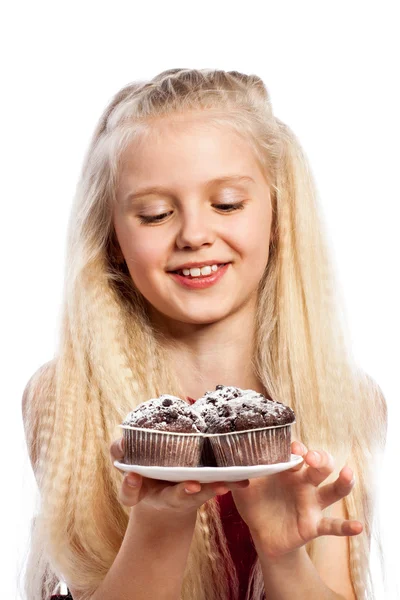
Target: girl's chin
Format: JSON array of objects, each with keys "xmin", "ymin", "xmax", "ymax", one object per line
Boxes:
[
  {"xmin": 152, "ymin": 306, "xmax": 232, "ymax": 327},
  {"xmin": 180, "ymin": 315, "xmax": 227, "ymax": 326},
  {"xmin": 174, "ymin": 310, "xmax": 230, "ymax": 326}
]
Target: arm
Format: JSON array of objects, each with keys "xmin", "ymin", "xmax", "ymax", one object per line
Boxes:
[
  {"xmin": 67, "ymin": 441, "xmax": 249, "ymax": 600},
  {"xmin": 70, "ymin": 504, "xmax": 197, "ymax": 600},
  {"xmin": 231, "ymin": 443, "xmax": 363, "ymax": 600},
  {"xmin": 253, "ymin": 545, "xmax": 346, "ymax": 600},
  {"xmin": 22, "ymin": 372, "xmax": 201, "ymax": 600}
]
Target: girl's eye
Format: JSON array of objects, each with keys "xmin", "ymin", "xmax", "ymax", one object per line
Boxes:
[
  {"xmin": 213, "ymin": 202, "xmax": 246, "ymax": 212},
  {"xmin": 138, "ymin": 211, "xmax": 173, "ymax": 224},
  {"xmin": 138, "ymin": 202, "xmax": 245, "ymax": 224}
]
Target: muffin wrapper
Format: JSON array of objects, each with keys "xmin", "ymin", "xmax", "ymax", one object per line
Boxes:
[
  {"xmin": 207, "ymin": 423, "xmax": 292, "ymax": 467},
  {"xmin": 199, "ymin": 436, "xmax": 218, "ymax": 467},
  {"xmin": 121, "ymin": 426, "xmax": 204, "ymax": 467}
]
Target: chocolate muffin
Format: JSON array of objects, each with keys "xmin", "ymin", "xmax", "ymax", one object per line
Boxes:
[
  {"xmin": 194, "ymin": 385, "xmax": 296, "ymax": 466},
  {"xmin": 121, "ymin": 395, "xmax": 207, "ymax": 467}
]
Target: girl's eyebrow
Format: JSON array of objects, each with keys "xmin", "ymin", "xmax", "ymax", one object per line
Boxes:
[{"xmin": 123, "ymin": 175, "xmax": 255, "ymax": 205}]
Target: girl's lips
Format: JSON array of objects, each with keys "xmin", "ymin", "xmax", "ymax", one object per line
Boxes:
[{"xmin": 168, "ymin": 263, "xmax": 230, "ymax": 289}]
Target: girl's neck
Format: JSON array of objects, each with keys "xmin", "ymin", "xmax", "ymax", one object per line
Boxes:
[{"xmin": 152, "ymin": 299, "xmax": 266, "ymax": 400}]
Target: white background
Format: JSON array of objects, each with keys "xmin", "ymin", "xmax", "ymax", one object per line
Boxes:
[{"xmin": 1, "ymin": 1, "xmax": 399, "ymax": 598}]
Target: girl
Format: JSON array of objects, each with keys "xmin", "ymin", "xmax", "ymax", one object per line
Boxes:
[{"xmin": 22, "ymin": 68, "xmax": 387, "ymax": 600}]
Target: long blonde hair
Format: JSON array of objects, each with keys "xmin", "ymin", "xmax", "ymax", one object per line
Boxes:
[{"xmin": 22, "ymin": 68, "xmax": 387, "ymax": 600}]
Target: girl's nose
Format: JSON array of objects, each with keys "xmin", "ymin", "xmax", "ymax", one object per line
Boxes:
[{"xmin": 175, "ymin": 210, "xmax": 216, "ymax": 250}]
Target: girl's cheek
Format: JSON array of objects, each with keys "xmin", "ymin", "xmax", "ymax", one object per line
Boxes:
[
  {"xmin": 125, "ymin": 237, "xmax": 168, "ymax": 273},
  {"xmin": 226, "ymin": 224, "xmax": 267, "ymax": 259}
]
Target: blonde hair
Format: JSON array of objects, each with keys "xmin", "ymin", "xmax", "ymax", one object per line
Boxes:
[{"xmin": 22, "ymin": 68, "xmax": 387, "ymax": 600}]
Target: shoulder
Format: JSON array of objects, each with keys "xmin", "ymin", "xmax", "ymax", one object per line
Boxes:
[
  {"xmin": 22, "ymin": 360, "xmax": 57, "ymax": 469},
  {"xmin": 22, "ymin": 360, "xmax": 56, "ymax": 418},
  {"xmin": 357, "ymin": 370, "xmax": 388, "ymax": 450},
  {"xmin": 364, "ymin": 372, "xmax": 388, "ymax": 424}
]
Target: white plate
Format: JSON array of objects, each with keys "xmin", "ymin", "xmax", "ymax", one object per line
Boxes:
[{"xmin": 114, "ymin": 453, "xmax": 303, "ymax": 483}]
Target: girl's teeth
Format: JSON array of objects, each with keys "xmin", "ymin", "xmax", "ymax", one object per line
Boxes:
[{"xmin": 180, "ymin": 264, "xmax": 220, "ymax": 277}]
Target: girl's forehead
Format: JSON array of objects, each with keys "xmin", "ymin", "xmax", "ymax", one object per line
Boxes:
[
  {"xmin": 122, "ymin": 120, "xmax": 245, "ymax": 156},
  {"xmin": 117, "ymin": 121, "xmax": 261, "ymax": 186}
]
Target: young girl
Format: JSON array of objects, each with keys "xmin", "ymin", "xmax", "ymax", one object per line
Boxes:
[{"xmin": 22, "ymin": 68, "xmax": 387, "ymax": 600}]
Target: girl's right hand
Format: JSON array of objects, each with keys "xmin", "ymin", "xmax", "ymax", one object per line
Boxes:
[{"xmin": 110, "ymin": 437, "xmax": 249, "ymax": 515}]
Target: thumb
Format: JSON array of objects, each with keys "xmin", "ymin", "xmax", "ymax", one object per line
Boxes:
[{"xmin": 110, "ymin": 437, "xmax": 125, "ymax": 462}]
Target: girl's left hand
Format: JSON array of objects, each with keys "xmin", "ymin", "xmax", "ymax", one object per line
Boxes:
[{"xmin": 230, "ymin": 441, "xmax": 363, "ymax": 559}]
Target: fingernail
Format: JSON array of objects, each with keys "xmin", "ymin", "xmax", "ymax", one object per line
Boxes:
[
  {"xmin": 311, "ymin": 451, "xmax": 321, "ymax": 464},
  {"xmin": 185, "ymin": 486, "xmax": 200, "ymax": 494},
  {"xmin": 126, "ymin": 474, "xmax": 139, "ymax": 488}
]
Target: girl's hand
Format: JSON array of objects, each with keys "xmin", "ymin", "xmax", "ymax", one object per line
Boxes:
[
  {"xmin": 230, "ymin": 441, "xmax": 363, "ymax": 559},
  {"xmin": 110, "ymin": 437, "xmax": 249, "ymax": 516}
]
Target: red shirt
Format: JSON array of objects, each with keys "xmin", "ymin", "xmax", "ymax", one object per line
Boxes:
[{"xmin": 216, "ymin": 492, "xmax": 258, "ymax": 599}]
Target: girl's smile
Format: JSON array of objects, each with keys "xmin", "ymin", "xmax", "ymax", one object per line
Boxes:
[{"xmin": 167, "ymin": 262, "xmax": 230, "ymax": 290}]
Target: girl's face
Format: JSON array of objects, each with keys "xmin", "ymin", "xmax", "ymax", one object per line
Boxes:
[{"xmin": 113, "ymin": 118, "xmax": 273, "ymax": 326}]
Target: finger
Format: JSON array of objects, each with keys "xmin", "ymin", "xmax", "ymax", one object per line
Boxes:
[
  {"xmin": 172, "ymin": 481, "xmax": 230, "ymax": 505},
  {"xmin": 317, "ymin": 466, "xmax": 356, "ymax": 510},
  {"xmin": 227, "ymin": 479, "xmax": 250, "ymax": 490},
  {"xmin": 187, "ymin": 481, "xmax": 231, "ymax": 497},
  {"xmin": 179, "ymin": 479, "xmax": 248, "ymax": 496},
  {"xmin": 110, "ymin": 437, "xmax": 125, "ymax": 462},
  {"xmin": 119, "ymin": 472, "xmax": 143, "ymax": 507},
  {"xmin": 304, "ymin": 450, "xmax": 335, "ymax": 486},
  {"xmin": 209, "ymin": 482, "xmax": 231, "ymax": 495},
  {"xmin": 287, "ymin": 441, "xmax": 307, "ymax": 471},
  {"xmin": 317, "ymin": 516, "xmax": 363, "ymax": 537},
  {"xmin": 204, "ymin": 481, "xmax": 231, "ymax": 496},
  {"xmin": 182, "ymin": 480, "xmax": 202, "ymax": 494}
]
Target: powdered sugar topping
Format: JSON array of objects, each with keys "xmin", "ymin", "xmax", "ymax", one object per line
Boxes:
[
  {"xmin": 193, "ymin": 385, "xmax": 295, "ymax": 433},
  {"xmin": 123, "ymin": 394, "xmax": 207, "ymax": 433}
]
